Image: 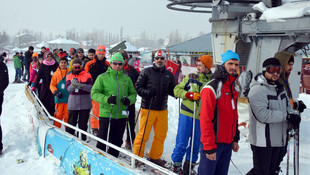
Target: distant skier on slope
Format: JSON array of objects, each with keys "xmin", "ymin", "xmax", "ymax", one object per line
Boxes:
[
  {"xmin": 171, "ymin": 55, "xmax": 213, "ymax": 175},
  {"xmin": 246, "ymin": 58, "xmax": 299, "ymax": 175}
]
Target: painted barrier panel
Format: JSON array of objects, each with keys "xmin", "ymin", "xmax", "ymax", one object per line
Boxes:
[{"xmin": 44, "ymin": 128, "xmax": 136, "ymax": 175}]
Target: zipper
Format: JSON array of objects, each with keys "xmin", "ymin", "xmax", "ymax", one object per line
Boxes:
[{"xmin": 116, "ymin": 71, "xmax": 120, "ymax": 119}]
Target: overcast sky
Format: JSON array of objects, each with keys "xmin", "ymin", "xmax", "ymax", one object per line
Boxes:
[{"xmin": 0, "ymin": 0, "xmax": 212, "ymax": 38}]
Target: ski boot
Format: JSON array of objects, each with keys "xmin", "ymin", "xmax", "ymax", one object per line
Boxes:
[
  {"xmin": 13, "ymin": 77, "xmax": 17, "ymax": 83},
  {"xmin": 92, "ymin": 128, "xmax": 99, "ymax": 136},
  {"xmin": 149, "ymin": 158, "xmax": 170, "ymax": 169},
  {"xmin": 125, "ymin": 140, "xmax": 131, "ymax": 150},
  {"xmin": 171, "ymin": 161, "xmax": 183, "ymax": 174},
  {"xmin": 16, "ymin": 77, "xmax": 24, "ymax": 83},
  {"xmin": 182, "ymin": 160, "xmax": 197, "ymax": 175}
]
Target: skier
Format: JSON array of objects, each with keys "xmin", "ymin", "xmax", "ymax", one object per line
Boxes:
[
  {"xmin": 13, "ymin": 52, "xmax": 23, "ymax": 83},
  {"xmin": 119, "ymin": 50, "xmax": 139, "ymax": 150},
  {"xmin": 66, "ymin": 58, "xmax": 93, "ymax": 141},
  {"xmin": 173, "ymin": 56, "xmax": 182, "ymax": 84},
  {"xmin": 198, "ymin": 50, "xmax": 240, "ymax": 175},
  {"xmin": 50, "ymin": 56, "xmax": 70, "ymax": 128},
  {"xmin": 76, "ymin": 48, "xmax": 89, "ymax": 68},
  {"xmin": 23, "ymin": 46, "xmax": 34, "ymax": 81},
  {"xmin": 91, "ymin": 52, "xmax": 137, "ymax": 158},
  {"xmin": 246, "ymin": 58, "xmax": 300, "ymax": 175},
  {"xmin": 0, "ymin": 60, "xmax": 9, "ymax": 155},
  {"xmin": 274, "ymin": 51, "xmax": 307, "ymax": 174},
  {"xmin": 171, "ymin": 55, "xmax": 213, "ymax": 174},
  {"xmin": 133, "ymin": 50, "xmax": 176, "ymax": 167},
  {"xmin": 85, "ymin": 45, "xmax": 109, "ymax": 135},
  {"xmin": 31, "ymin": 51, "xmax": 59, "ymax": 117}
]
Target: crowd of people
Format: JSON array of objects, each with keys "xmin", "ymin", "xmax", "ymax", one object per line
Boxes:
[{"xmin": 0, "ymin": 46, "xmax": 307, "ymax": 175}]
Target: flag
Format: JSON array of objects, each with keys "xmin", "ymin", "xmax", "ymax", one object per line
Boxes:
[{"xmin": 166, "ymin": 60, "xmax": 179, "ymax": 75}]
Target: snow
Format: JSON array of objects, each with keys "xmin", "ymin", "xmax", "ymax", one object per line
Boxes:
[
  {"xmin": 253, "ymin": 1, "xmax": 310, "ymax": 22},
  {"xmin": 1, "ymin": 61, "xmax": 309, "ymax": 174},
  {"xmin": 47, "ymin": 38, "xmax": 79, "ymax": 45}
]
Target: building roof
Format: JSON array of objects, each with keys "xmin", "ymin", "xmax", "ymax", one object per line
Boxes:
[
  {"xmin": 167, "ymin": 33, "xmax": 212, "ymax": 53},
  {"xmin": 47, "ymin": 38, "xmax": 79, "ymax": 45},
  {"xmin": 110, "ymin": 41, "xmax": 138, "ymax": 52}
]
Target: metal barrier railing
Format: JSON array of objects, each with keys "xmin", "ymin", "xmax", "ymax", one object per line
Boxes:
[{"xmin": 25, "ymin": 86, "xmax": 175, "ymax": 175}]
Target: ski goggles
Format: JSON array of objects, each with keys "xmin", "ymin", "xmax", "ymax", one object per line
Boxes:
[
  {"xmin": 263, "ymin": 66, "xmax": 282, "ymax": 74},
  {"xmin": 73, "ymin": 65, "xmax": 82, "ymax": 70},
  {"xmin": 154, "ymin": 57, "xmax": 165, "ymax": 60},
  {"xmin": 112, "ymin": 62, "xmax": 123, "ymax": 66}
]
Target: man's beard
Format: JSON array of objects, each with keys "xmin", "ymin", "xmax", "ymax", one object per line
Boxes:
[{"xmin": 155, "ymin": 62, "xmax": 164, "ymax": 68}]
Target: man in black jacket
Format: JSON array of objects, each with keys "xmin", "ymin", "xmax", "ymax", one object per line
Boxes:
[
  {"xmin": 133, "ymin": 50, "xmax": 176, "ymax": 166},
  {"xmin": 0, "ymin": 61, "xmax": 9, "ymax": 154},
  {"xmin": 23, "ymin": 46, "xmax": 34, "ymax": 81}
]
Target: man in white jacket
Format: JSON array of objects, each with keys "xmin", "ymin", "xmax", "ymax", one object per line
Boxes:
[{"xmin": 246, "ymin": 58, "xmax": 300, "ymax": 175}]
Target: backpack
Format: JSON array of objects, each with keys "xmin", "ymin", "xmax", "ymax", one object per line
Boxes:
[{"xmin": 238, "ymin": 70, "xmax": 253, "ymax": 97}]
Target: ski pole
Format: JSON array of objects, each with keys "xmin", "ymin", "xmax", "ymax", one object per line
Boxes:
[
  {"xmin": 106, "ymin": 102, "xmax": 114, "ymax": 152},
  {"xmin": 231, "ymin": 159, "xmax": 242, "ymax": 174},
  {"xmin": 138, "ymin": 98, "xmax": 153, "ymax": 157},
  {"xmin": 189, "ymin": 100, "xmax": 196, "ymax": 175},
  {"xmin": 122, "ymin": 84, "xmax": 134, "ymax": 152}
]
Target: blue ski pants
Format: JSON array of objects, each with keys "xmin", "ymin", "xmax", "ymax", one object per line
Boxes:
[
  {"xmin": 197, "ymin": 143, "xmax": 232, "ymax": 175},
  {"xmin": 171, "ymin": 114, "xmax": 201, "ymax": 163}
]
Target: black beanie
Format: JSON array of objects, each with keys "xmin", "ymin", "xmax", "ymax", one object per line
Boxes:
[
  {"xmin": 263, "ymin": 57, "xmax": 281, "ymax": 68},
  {"xmin": 2, "ymin": 52, "xmax": 6, "ymax": 57}
]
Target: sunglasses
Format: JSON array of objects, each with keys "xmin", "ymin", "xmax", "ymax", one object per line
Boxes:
[
  {"xmin": 155, "ymin": 57, "xmax": 165, "ymax": 60},
  {"xmin": 266, "ymin": 66, "xmax": 282, "ymax": 74},
  {"xmin": 78, "ymin": 52, "xmax": 83, "ymax": 54},
  {"xmin": 112, "ymin": 62, "xmax": 123, "ymax": 66},
  {"xmin": 73, "ymin": 65, "xmax": 82, "ymax": 70}
]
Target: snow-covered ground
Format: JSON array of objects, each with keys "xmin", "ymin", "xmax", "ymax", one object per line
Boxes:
[{"xmin": 0, "ymin": 62, "xmax": 309, "ymax": 174}]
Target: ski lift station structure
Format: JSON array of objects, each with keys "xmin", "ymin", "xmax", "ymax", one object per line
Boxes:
[{"xmin": 167, "ymin": 0, "xmax": 310, "ymax": 98}]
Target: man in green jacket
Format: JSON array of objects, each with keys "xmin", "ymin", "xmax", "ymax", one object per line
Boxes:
[
  {"xmin": 91, "ymin": 52, "xmax": 137, "ymax": 158},
  {"xmin": 13, "ymin": 52, "xmax": 23, "ymax": 83},
  {"xmin": 171, "ymin": 55, "xmax": 213, "ymax": 174}
]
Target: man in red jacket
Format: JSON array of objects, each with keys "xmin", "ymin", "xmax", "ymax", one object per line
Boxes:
[{"xmin": 198, "ymin": 50, "xmax": 240, "ymax": 175}]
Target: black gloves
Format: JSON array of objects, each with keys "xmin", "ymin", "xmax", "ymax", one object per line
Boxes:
[
  {"xmin": 27, "ymin": 81, "xmax": 32, "ymax": 87},
  {"xmin": 53, "ymin": 90, "xmax": 63, "ymax": 99},
  {"xmin": 287, "ymin": 114, "xmax": 301, "ymax": 129},
  {"xmin": 121, "ymin": 97, "xmax": 130, "ymax": 106},
  {"xmin": 148, "ymin": 88, "xmax": 156, "ymax": 98},
  {"xmin": 294, "ymin": 100, "xmax": 307, "ymax": 113},
  {"xmin": 108, "ymin": 95, "xmax": 117, "ymax": 105}
]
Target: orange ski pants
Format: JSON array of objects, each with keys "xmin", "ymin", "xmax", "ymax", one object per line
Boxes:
[
  {"xmin": 54, "ymin": 103, "xmax": 68, "ymax": 128},
  {"xmin": 90, "ymin": 100, "xmax": 100, "ymax": 129},
  {"xmin": 133, "ymin": 108, "xmax": 168, "ymax": 160}
]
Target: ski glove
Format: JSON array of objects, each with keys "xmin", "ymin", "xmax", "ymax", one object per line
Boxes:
[
  {"xmin": 287, "ymin": 114, "xmax": 301, "ymax": 129},
  {"xmin": 294, "ymin": 100, "xmax": 307, "ymax": 113},
  {"xmin": 148, "ymin": 88, "xmax": 157, "ymax": 98},
  {"xmin": 121, "ymin": 97, "xmax": 130, "ymax": 106},
  {"xmin": 31, "ymin": 87, "xmax": 36, "ymax": 92},
  {"xmin": 185, "ymin": 92, "xmax": 201, "ymax": 101},
  {"xmin": 108, "ymin": 95, "xmax": 117, "ymax": 105},
  {"xmin": 53, "ymin": 90, "xmax": 63, "ymax": 99},
  {"xmin": 71, "ymin": 78, "xmax": 82, "ymax": 89},
  {"xmin": 27, "ymin": 81, "xmax": 32, "ymax": 87}
]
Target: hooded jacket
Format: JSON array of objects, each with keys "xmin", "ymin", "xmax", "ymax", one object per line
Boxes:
[
  {"xmin": 136, "ymin": 64, "xmax": 176, "ymax": 110},
  {"xmin": 248, "ymin": 73, "xmax": 295, "ymax": 147},
  {"xmin": 200, "ymin": 67, "xmax": 239, "ymax": 153},
  {"xmin": 91, "ymin": 67, "xmax": 137, "ymax": 119},
  {"xmin": 274, "ymin": 51, "xmax": 294, "ymax": 100},
  {"xmin": 174, "ymin": 72, "xmax": 212, "ymax": 119}
]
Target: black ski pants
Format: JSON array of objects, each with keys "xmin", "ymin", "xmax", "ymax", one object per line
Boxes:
[
  {"xmin": 126, "ymin": 104, "xmax": 136, "ymax": 143},
  {"xmin": 66, "ymin": 109, "xmax": 90, "ymax": 141},
  {"xmin": 246, "ymin": 144, "xmax": 283, "ymax": 175},
  {"xmin": 0, "ymin": 92, "xmax": 3, "ymax": 151},
  {"xmin": 96, "ymin": 117, "xmax": 127, "ymax": 158}
]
